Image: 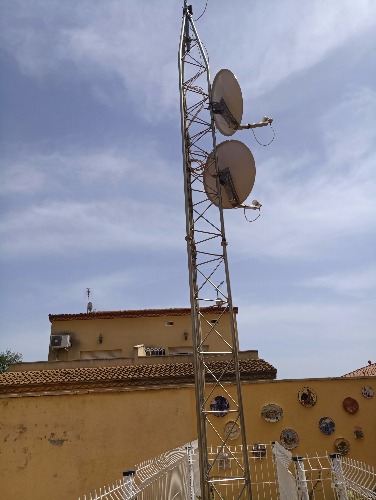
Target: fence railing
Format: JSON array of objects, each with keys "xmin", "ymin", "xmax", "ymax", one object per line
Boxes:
[
  {"xmin": 79, "ymin": 441, "xmax": 376, "ymax": 500},
  {"xmin": 206, "ymin": 443, "xmax": 279, "ymax": 499},
  {"xmin": 341, "ymin": 456, "xmax": 376, "ymax": 500},
  {"xmin": 79, "ymin": 441, "xmax": 198, "ymax": 500}
]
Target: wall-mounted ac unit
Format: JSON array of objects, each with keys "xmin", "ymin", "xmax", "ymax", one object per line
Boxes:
[{"xmin": 50, "ymin": 334, "xmax": 71, "ymax": 349}]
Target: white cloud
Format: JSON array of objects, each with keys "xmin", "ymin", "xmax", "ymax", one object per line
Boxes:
[
  {"xmin": 322, "ymin": 87, "xmax": 376, "ymax": 169},
  {"xmin": 237, "ymin": 300, "xmax": 375, "ymax": 377},
  {"xmin": 226, "ymin": 87, "xmax": 376, "ymax": 260},
  {"xmin": 0, "ymin": 143, "xmax": 179, "ymax": 197},
  {"xmin": 0, "ymin": 162, "xmax": 46, "ymax": 195},
  {"xmin": 0, "ymin": 1, "xmax": 178, "ymax": 120},
  {"xmin": 239, "ymin": 301, "xmax": 375, "ymax": 340},
  {"xmin": 0, "ymin": 198, "xmax": 184, "ymax": 257},
  {"xmin": 2, "ymin": 1, "xmax": 375, "ymax": 120},
  {"xmin": 302, "ymin": 266, "xmax": 376, "ymax": 299},
  {"xmin": 233, "ymin": 0, "xmax": 376, "ymax": 97}
]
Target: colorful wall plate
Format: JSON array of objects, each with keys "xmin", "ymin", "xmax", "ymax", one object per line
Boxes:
[
  {"xmin": 334, "ymin": 438, "xmax": 350, "ymax": 456},
  {"xmin": 343, "ymin": 397, "xmax": 359, "ymax": 414},
  {"xmin": 261, "ymin": 403, "xmax": 283, "ymax": 422},
  {"xmin": 210, "ymin": 395, "xmax": 229, "ymax": 417},
  {"xmin": 280, "ymin": 429, "xmax": 299, "ymax": 450},
  {"xmin": 354, "ymin": 426, "xmax": 364, "ymax": 439},
  {"xmin": 319, "ymin": 416, "xmax": 335, "ymax": 435},
  {"xmin": 361, "ymin": 386, "xmax": 374, "ymax": 399},
  {"xmin": 224, "ymin": 421, "xmax": 241, "ymax": 440},
  {"xmin": 298, "ymin": 387, "xmax": 317, "ymax": 408}
]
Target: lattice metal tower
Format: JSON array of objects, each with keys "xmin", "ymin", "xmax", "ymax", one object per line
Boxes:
[{"xmin": 178, "ymin": 3, "xmax": 253, "ymax": 499}]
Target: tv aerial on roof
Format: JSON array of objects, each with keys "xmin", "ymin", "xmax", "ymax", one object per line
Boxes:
[{"xmin": 211, "ymin": 68, "xmax": 273, "ymax": 136}]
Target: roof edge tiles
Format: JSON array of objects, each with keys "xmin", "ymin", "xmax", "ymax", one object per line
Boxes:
[
  {"xmin": 342, "ymin": 362, "xmax": 376, "ymax": 378},
  {"xmin": 49, "ymin": 306, "xmax": 238, "ymax": 322},
  {"xmin": 0, "ymin": 358, "xmax": 276, "ymax": 396}
]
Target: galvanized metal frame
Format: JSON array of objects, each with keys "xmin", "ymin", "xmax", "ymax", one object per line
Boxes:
[{"xmin": 178, "ymin": 4, "xmax": 252, "ymax": 499}]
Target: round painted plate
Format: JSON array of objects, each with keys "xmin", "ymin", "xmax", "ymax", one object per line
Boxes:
[
  {"xmin": 361, "ymin": 386, "xmax": 374, "ymax": 399},
  {"xmin": 261, "ymin": 403, "xmax": 283, "ymax": 422},
  {"xmin": 224, "ymin": 421, "xmax": 241, "ymax": 440},
  {"xmin": 210, "ymin": 396, "xmax": 229, "ymax": 417},
  {"xmin": 334, "ymin": 438, "xmax": 350, "ymax": 456},
  {"xmin": 343, "ymin": 397, "xmax": 359, "ymax": 414},
  {"xmin": 298, "ymin": 387, "xmax": 317, "ymax": 408},
  {"xmin": 319, "ymin": 416, "xmax": 335, "ymax": 435},
  {"xmin": 280, "ymin": 429, "xmax": 299, "ymax": 450}
]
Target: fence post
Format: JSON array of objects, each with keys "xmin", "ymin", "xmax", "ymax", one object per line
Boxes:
[
  {"xmin": 292, "ymin": 457, "xmax": 309, "ymax": 500},
  {"xmin": 329, "ymin": 454, "xmax": 348, "ymax": 500},
  {"xmin": 186, "ymin": 442, "xmax": 196, "ymax": 500},
  {"xmin": 123, "ymin": 470, "xmax": 137, "ymax": 499}
]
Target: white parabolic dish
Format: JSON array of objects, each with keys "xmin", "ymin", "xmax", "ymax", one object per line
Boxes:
[
  {"xmin": 211, "ymin": 69, "xmax": 243, "ymax": 136},
  {"xmin": 203, "ymin": 140, "xmax": 256, "ymax": 209}
]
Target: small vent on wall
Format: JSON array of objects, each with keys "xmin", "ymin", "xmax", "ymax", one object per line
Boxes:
[{"xmin": 164, "ymin": 321, "xmax": 174, "ymax": 326}]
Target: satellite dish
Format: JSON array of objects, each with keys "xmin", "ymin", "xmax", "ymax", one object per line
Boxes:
[
  {"xmin": 211, "ymin": 69, "xmax": 243, "ymax": 136},
  {"xmin": 203, "ymin": 140, "xmax": 256, "ymax": 209}
]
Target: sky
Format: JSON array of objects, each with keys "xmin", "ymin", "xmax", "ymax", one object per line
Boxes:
[{"xmin": 0, "ymin": 0, "xmax": 375, "ymax": 379}]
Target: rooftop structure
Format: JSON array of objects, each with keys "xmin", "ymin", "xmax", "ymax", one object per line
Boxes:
[{"xmin": 343, "ymin": 361, "xmax": 376, "ymax": 378}]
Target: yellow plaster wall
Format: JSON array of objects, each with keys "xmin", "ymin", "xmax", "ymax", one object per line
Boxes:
[
  {"xmin": 49, "ymin": 312, "xmax": 235, "ymax": 361},
  {"xmin": 0, "ymin": 376, "xmax": 374, "ymax": 499},
  {"xmin": 242, "ymin": 377, "xmax": 375, "ymax": 464},
  {"xmin": 0, "ymin": 386, "xmax": 197, "ymax": 500}
]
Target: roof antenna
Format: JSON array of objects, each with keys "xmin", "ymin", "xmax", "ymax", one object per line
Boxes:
[{"xmin": 86, "ymin": 288, "xmax": 93, "ymax": 314}]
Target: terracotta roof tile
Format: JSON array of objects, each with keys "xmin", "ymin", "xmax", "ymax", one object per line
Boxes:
[
  {"xmin": 49, "ymin": 307, "xmax": 238, "ymax": 322},
  {"xmin": 342, "ymin": 363, "xmax": 376, "ymax": 377},
  {"xmin": 0, "ymin": 358, "xmax": 276, "ymax": 395}
]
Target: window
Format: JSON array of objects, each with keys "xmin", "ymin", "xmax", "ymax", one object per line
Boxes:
[{"xmin": 164, "ymin": 321, "xmax": 174, "ymax": 326}]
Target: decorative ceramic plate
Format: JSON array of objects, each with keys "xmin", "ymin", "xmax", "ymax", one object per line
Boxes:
[
  {"xmin": 343, "ymin": 397, "xmax": 359, "ymax": 414},
  {"xmin": 361, "ymin": 386, "xmax": 374, "ymax": 399},
  {"xmin": 319, "ymin": 416, "xmax": 335, "ymax": 435},
  {"xmin": 261, "ymin": 403, "xmax": 283, "ymax": 422},
  {"xmin": 354, "ymin": 426, "xmax": 364, "ymax": 439},
  {"xmin": 210, "ymin": 396, "xmax": 229, "ymax": 417},
  {"xmin": 334, "ymin": 438, "xmax": 350, "ymax": 456},
  {"xmin": 280, "ymin": 429, "xmax": 299, "ymax": 450},
  {"xmin": 252, "ymin": 444, "xmax": 267, "ymax": 459},
  {"xmin": 224, "ymin": 421, "xmax": 241, "ymax": 440},
  {"xmin": 298, "ymin": 387, "xmax": 317, "ymax": 408}
]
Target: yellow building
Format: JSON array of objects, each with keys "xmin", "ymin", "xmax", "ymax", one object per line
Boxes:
[
  {"xmin": 47, "ymin": 306, "xmax": 246, "ymax": 361},
  {"xmin": 0, "ymin": 307, "xmax": 375, "ymax": 500}
]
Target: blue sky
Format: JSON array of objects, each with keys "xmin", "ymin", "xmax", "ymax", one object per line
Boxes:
[{"xmin": 0, "ymin": 0, "xmax": 375, "ymax": 379}]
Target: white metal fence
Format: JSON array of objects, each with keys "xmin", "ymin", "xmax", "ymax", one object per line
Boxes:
[
  {"xmin": 341, "ymin": 456, "xmax": 376, "ymax": 500},
  {"xmin": 79, "ymin": 441, "xmax": 198, "ymax": 500},
  {"xmin": 79, "ymin": 441, "xmax": 376, "ymax": 500}
]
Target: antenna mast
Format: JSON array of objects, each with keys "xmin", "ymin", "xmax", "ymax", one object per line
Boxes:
[{"xmin": 179, "ymin": 3, "xmax": 252, "ymax": 498}]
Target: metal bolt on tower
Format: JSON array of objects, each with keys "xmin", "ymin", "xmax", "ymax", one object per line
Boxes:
[{"xmin": 178, "ymin": 3, "xmax": 252, "ymax": 498}]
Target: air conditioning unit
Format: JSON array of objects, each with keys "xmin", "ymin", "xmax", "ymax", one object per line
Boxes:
[{"xmin": 50, "ymin": 334, "xmax": 71, "ymax": 349}]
